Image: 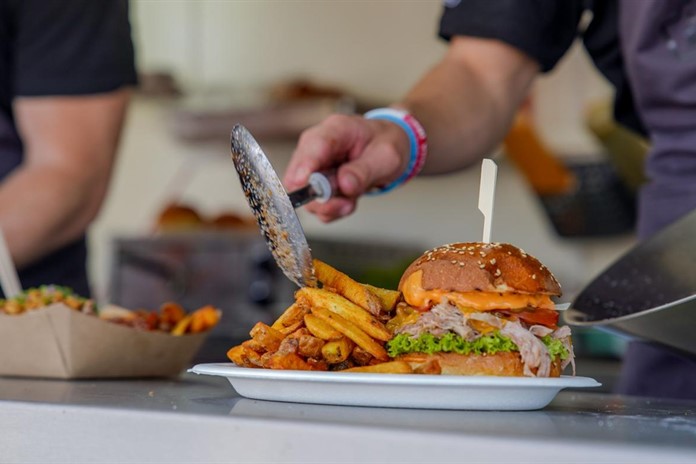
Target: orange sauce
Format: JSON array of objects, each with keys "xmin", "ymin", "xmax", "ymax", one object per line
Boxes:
[{"xmin": 400, "ymin": 270, "xmax": 555, "ymax": 312}]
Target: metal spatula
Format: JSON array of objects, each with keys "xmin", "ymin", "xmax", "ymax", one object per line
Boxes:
[
  {"xmin": 565, "ymin": 209, "xmax": 696, "ymax": 354},
  {"xmin": 230, "ymin": 125, "xmax": 330, "ymax": 288}
]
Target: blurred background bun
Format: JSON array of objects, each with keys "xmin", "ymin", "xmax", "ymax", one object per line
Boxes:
[{"xmin": 154, "ymin": 202, "xmax": 256, "ymax": 233}]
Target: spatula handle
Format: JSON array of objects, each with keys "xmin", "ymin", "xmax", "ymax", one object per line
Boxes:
[
  {"xmin": 308, "ymin": 170, "xmax": 338, "ymax": 202},
  {"xmin": 287, "ymin": 170, "xmax": 338, "ymax": 208}
]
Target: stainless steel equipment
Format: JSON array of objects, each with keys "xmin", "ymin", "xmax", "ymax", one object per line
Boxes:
[
  {"xmin": 109, "ymin": 231, "xmax": 296, "ymax": 362},
  {"xmin": 565, "ymin": 210, "xmax": 696, "ymax": 355}
]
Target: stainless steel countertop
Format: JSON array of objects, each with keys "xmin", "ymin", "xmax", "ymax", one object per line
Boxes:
[{"xmin": 1, "ymin": 373, "xmax": 695, "ymax": 463}]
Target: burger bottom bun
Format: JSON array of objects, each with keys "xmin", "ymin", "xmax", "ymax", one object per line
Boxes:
[{"xmin": 397, "ymin": 352, "xmax": 562, "ymax": 377}]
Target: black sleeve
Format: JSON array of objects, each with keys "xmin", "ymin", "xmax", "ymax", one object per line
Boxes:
[
  {"xmin": 439, "ymin": 0, "xmax": 585, "ymax": 72},
  {"xmin": 11, "ymin": 0, "xmax": 137, "ymax": 96}
]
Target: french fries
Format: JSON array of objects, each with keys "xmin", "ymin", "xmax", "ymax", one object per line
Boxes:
[
  {"xmin": 227, "ymin": 259, "xmax": 407, "ymax": 372},
  {"xmin": 351, "ymin": 345, "xmax": 374, "ymax": 366},
  {"xmin": 304, "ymin": 313, "xmax": 343, "ymax": 341},
  {"xmin": 313, "ymin": 259, "xmax": 383, "ymax": 316},
  {"xmin": 249, "ymin": 322, "xmax": 284, "ymax": 352},
  {"xmin": 172, "ymin": 305, "xmax": 221, "ymax": 336},
  {"xmin": 363, "ymin": 284, "xmax": 401, "ymax": 312},
  {"xmin": 160, "ymin": 302, "xmax": 186, "ymax": 328},
  {"xmin": 171, "ymin": 314, "xmax": 193, "ymax": 336},
  {"xmin": 266, "ymin": 352, "xmax": 317, "ymax": 371},
  {"xmin": 189, "ymin": 305, "xmax": 221, "ymax": 333},
  {"xmin": 296, "ymin": 288, "xmax": 392, "ymax": 341},
  {"xmin": 321, "ymin": 338, "xmax": 354, "ymax": 364},
  {"xmin": 310, "ymin": 306, "xmax": 389, "ymax": 361},
  {"xmin": 227, "ymin": 344, "xmax": 263, "ymax": 368},
  {"xmin": 271, "ymin": 302, "xmax": 308, "ymax": 331}
]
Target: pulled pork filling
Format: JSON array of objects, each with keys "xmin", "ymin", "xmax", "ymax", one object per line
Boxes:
[{"xmin": 388, "ymin": 301, "xmax": 575, "ymax": 377}]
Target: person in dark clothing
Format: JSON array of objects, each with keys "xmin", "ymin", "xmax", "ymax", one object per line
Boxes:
[
  {"xmin": 282, "ymin": 0, "xmax": 696, "ymax": 399},
  {"xmin": 0, "ymin": 0, "xmax": 137, "ymax": 297}
]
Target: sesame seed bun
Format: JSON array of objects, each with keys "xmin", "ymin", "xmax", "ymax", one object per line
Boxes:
[{"xmin": 398, "ymin": 242, "xmax": 561, "ymax": 297}]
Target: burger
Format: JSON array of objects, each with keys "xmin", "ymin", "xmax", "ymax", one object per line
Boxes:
[{"xmin": 386, "ymin": 242, "xmax": 574, "ymax": 377}]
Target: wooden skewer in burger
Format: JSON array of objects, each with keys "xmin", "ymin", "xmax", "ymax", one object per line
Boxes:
[{"xmin": 385, "ymin": 160, "xmax": 575, "ymax": 377}]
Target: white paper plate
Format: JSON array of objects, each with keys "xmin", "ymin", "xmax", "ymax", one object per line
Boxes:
[{"xmin": 190, "ymin": 363, "xmax": 601, "ymax": 411}]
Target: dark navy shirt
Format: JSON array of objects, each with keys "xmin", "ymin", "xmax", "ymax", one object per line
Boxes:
[
  {"xmin": 439, "ymin": 0, "xmax": 696, "ymax": 240},
  {"xmin": 0, "ymin": 0, "xmax": 137, "ymax": 297}
]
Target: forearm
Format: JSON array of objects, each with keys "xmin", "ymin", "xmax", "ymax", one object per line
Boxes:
[
  {"xmin": 399, "ymin": 37, "xmax": 539, "ymax": 174},
  {"xmin": 5, "ymin": 89, "xmax": 130, "ymax": 268},
  {"xmin": 0, "ymin": 163, "xmax": 110, "ymax": 268}
]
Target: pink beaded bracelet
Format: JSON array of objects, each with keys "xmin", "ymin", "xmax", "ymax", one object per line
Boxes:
[{"xmin": 364, "ymin": 108, "xmax": 428, "ymax": 193}]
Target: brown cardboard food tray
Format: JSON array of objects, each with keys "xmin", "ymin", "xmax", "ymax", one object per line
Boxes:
[{"xmin": 0, "ymin": 303, "xmax": 207, "ymax": 379}]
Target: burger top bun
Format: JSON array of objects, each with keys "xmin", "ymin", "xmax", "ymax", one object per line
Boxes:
[{"xmin": 398, "ymin": 242, "xmax": 561, "ymax": 296}]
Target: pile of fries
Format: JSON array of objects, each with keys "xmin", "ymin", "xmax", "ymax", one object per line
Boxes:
[
  {"xmin": 0, "ymin": 286, "xmax": 220, "ymax": 336},
  {"xmin": 228, "ymin": 260, "xmax": 413, "ymax": 373},
  {"xmin": 101, "ymin": 302, "xmax": 221, "ymax": 336}
]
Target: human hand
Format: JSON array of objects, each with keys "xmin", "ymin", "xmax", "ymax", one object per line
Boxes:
[{"xmin": 283, "ymin": 113, "xmax": 411, "ymax": 222}]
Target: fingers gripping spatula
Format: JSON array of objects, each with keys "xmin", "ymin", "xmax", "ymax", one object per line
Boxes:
[{"xmin": 230, "ymin": 125, "xmax": 335, "ymax": 288}]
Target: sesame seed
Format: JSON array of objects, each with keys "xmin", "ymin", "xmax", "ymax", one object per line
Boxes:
[
  {"xmin": 479, "ymin": 264, "xmax": 485, "ymax": 269},
  {"xmin": 489, "ymin": 258, "xmax": 496, "ymax": 265},
  {"xmin": 532, "ymin": 274, "xmax": 537, "ymax": 280}
]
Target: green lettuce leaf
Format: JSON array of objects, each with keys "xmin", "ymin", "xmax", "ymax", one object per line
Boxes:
[{"xmin": 387, "ymin": 331, "xmax": 569, "ymax": 360}]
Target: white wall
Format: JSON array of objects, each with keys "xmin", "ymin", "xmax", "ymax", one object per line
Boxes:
[
  {"xmin": 87, "ymin": 1, "xmax": 634, "ymax": 302},
  {"xmin": 131, "ymin": 1, "xmax": 446, "ymax": 101}
]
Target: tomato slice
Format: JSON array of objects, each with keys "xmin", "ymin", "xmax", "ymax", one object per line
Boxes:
[{"xmin": 498, "ymin": 307, "xmax": 559, "ymax": 329}]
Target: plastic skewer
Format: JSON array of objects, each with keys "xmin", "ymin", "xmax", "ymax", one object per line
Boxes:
[
  {"xmin": 0, "ymin": 229, "xmax": 22, "ymax": 298},
  {"xmin": 478, "ymin": 159, "xmax": 498, "ymax": 243},
  {"xmin": 476, "ymin": 160, "xmax": 568, "ymax": 312}
]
